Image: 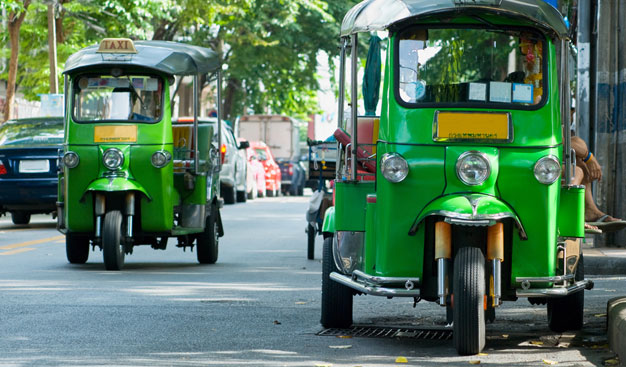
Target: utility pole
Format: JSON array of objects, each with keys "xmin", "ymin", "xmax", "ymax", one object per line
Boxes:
[{"xmin": 47, "ymin": 1, "xmax": 58, "ymax": 94}]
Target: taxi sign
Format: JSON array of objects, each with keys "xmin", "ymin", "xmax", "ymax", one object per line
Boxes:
[
  {"xmin": 96, "ymin": 38, "xmax": 137, "ymax": 54},
  {"xmin": 433, "ymin": 111, "xmax": 511, "ymax": 143}
]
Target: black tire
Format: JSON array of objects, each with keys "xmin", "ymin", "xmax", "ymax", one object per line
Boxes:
[
  {"xmin": 453, "ymin": 247, "xmax": 486, "ymax": 355},
  {"xmin": 197, "ymin": 205, "xmax": 219, "ymax": 264},
  {"xmin": 297, "ymin": 185, "xmax": 304, "ymax": 196},
  {"xmin": 236, "ymin": 189, "xmax": 247, "ymax": 203},
  {"xmin": 307, "ymin": 223, "xmax": 316, "ymax": 260},
  {"xmin": 102, "ymin": 210, "xmax": 125, "ymax": 271},
  {"xmin": 223, "ymin": 185, "xmax": 236, "ymax": 204},
  {"xmin": 547, "ymin": 255, "xmax": 585, "ymax": 332},
  {"xmin": 66, "ymin": 233, "xmax": 89, "ymax": 264},
  {"xmin": 321, "ymin": 236, "xmax": 353, "ymax": 328},
  {"xmin": 11, "ymin": 212, "xmax": 31, "ymax": 225},
  {"xmin": 266, "ymin": 188, "xmax": 276, "ymax": 197}
]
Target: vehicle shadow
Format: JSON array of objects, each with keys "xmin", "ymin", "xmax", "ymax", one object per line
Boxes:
[{"xmin": 0, "ymin": 222, "xmax": 57, "ymax": 230}]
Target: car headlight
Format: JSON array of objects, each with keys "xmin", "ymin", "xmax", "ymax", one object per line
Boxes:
[
  {"xmin": 456, "ymin": 151, "xmax": 490, "ymax": 186},
  {"xmin": 534, "ymin": 155, "xmax": 560, "ymax": 185},
  {"xmin": 151, "ymin": 150, "xmax": 171, "ymax": 168},
  {"xmin": 103, "ymin": 148, "xmax": 124, "ymax": 170},
  {"xmin": 380, "ymin": 152, "xmax": 409, "ymax": 183},
  {"xmin": 63, "ymin": 151, "xmax": 80, "ymax": 169}
]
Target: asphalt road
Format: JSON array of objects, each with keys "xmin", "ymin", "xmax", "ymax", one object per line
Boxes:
[{"xmin": 0, "ymin": 195, "xmax": 622, "ymax": 366}]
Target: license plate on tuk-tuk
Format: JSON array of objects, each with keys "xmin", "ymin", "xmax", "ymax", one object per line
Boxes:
[{"xmin": 433, "ymin": 111, "xmax": 511, "ymax": 143}]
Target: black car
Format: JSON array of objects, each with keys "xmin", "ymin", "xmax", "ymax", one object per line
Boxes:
[
  {"xmin": 277, "ymin": 157, "xmax": 306, "ymax": 196},
  {"xmin": 0, "ymin": 117, "xmax": 63, "ymax": 224}
]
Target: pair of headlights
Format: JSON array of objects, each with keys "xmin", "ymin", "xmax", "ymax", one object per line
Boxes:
[
  {"xmin": 380, "ymin": 151, "xmax": 561, "ymax": 186},
  {"xmin": 63, "ymin": 149, "xmax": 172, "ymax": 170}
]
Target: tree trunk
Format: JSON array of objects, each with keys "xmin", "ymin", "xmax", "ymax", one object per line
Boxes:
[
  {"xmin": 223, "ymin": 77, "xmax": 241, "ymax": 121},
  {"xmin": 3, "ymin": 1, "xmax": 31, "ymax": 123}
]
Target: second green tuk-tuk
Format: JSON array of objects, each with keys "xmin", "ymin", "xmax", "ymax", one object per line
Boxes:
[
  {"xmin": 58, "ymin": 39, "xmax": 225, "ymax": 270},
  {"xmin": 321, "ymin": 0, "xmax": 594, "ymax": 355}
]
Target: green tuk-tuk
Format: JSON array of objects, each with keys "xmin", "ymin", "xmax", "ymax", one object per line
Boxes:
[
  {"xmin": 321, "ymin": 0, "xmax": 594, "ymax": 355},
  {"xmin": 58, "ymin": 38, "xmax": 225, "ymax": 270}
]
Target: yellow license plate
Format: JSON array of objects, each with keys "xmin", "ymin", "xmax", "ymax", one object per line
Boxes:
[
  {"xmin": 94, "ymin": 125, "xmax": 137, "ymax": 143},
  {"xmin": 434, "ymin": 112, "xmax": 511, "ymax": 142}
]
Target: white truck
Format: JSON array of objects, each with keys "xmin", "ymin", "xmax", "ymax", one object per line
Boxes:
[{"xmin": 238, "ymin": 115, "xmax": 305, "ymax": 195}]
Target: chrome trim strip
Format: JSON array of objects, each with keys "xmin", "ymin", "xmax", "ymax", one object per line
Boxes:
[
  {"xmin": 352, "ymin": 270, "xmax": 420, "ymax": 286},
  {"xmin": 516, "ymin": 280, "xmax": 591, "ymax": 298},
  {"xmin": 330, "ymin": 272, "xmax": 421, "ymax": 297},
  {"xmin": 515, "ymin": 274, "xmax": 574, "ymax": 283}
]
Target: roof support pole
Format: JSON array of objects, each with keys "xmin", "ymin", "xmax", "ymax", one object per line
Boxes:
[
  {"xmin": 561, "ymin": 39, "xmax": 572, "ymax": 185},
  {"xmin": 350, "ymin": 34, "xmax": 358, "ymax": 181},
  {"xmin": 217, "ymin": 70, "xmax": 222, "ymax": 172},
  {"xmin": 336, "ymin": 37, "xmax": 348, "ymax": 180},
  {"xmin": 193, "ymin": 74, "xmax": 199, "ymax": 174}
]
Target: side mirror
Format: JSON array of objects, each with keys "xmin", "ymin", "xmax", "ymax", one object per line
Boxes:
[{"xmin": 238, "ymin": 141, "xmax": 250, "ymax": 150}]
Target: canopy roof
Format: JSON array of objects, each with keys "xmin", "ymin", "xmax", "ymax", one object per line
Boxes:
[
  {"xmin": 64, "ymin": 40, "xmax": 220, "ymax": 76},
  {"xmin": 340, "ymin": 0, "xmax": 569, "ymax": 38}
]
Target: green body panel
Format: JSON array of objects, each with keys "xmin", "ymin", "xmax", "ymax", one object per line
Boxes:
[
  {"xmin": 416, "ymin": 194, "xmax": 518, "ymax": 224},
  {"xmin": 63, "ymin": 145, "xmax": 99, "ymax": 231},
  {"xmin": 348, "ymin": 27, "xmax": 568, "ymax": 283},
  {"xmin": 174, "ymin": 174, "xmax": 207, "ymax": 205},
  {"xmin": 86, "ymin": 177, "xmax": 149, "ymax": 196},
  {"xmin": 322, "ymin": 206, "xmax": 335, "ymax": 233},
  {"xmin": 558, "ymin": 186, "xmax": 585, "ymax": 238},
  {"xmin": 334, "ymin": 181, "xmax": 375, "ymax": 231}
]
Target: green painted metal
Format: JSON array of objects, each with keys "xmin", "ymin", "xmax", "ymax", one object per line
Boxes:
[
  {"xmin": 334, "ymin": 181, "xmax": 375, "ymax": 231},
  {"xmin": 85, "ymin": 177, "xmax": 150, "ymax": 197},
  {"xmin": 558, "ymin": 186, "xmax": 585, "ymax": 238},
  {"xmin": 322, "ymin": 206, "xmax": 335, "ymax": 233}
]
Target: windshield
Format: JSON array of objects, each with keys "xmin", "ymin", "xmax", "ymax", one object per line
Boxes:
[
  {"xmin": 0, "ymin": 120, "xmax": 63, "ymax": 146},
  {"xmin": 397, "ymin": 27, "xmax": 545, "ymax": 107},
  {"xmin": 73, "ymin": 74, "xmax": 163, "ymax": 122},
  {"xmin": 255, "ymin": 148, "xmax": 268, "ymax": 161}
]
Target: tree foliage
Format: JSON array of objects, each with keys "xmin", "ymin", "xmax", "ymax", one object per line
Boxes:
[{"xmin": 1, "ymin": 0, "xmax": 358, "ymax": 120}]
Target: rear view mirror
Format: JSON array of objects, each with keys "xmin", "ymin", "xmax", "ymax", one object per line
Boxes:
[{"xmin": 238, "ymin": 141, "xmax": 250, "ymax": 150}]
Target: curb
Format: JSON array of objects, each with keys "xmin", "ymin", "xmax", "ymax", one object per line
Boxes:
[
  {"xmin": 585, "ymin": 255, "xmax": 626, "ymax": 275},
  {"xmin": 607, "ymin": 297, "xmax": 626, "ymax": 366}
]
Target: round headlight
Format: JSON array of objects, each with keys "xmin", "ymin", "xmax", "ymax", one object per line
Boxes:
[
  {"xmin": 63, "ymin": 151, "xmax": 79, "ymax": 169},
  {"xmin": 534, "ymin": 155, "xmax": 561, "ymax": 185},
  {"xmin": 151, "ymin": 150, "xmax": 172, "ymax": 168},
  {"xmin": 103, "ymin": 148, "xmax": 124, "ymax": 170},
  {"xmin": 456, "ymin": 151, "xmax": 491, "ymax": 186},
  {"xmin": 380, "ymin": 152, "xmax": 409, "ymax": 183}
]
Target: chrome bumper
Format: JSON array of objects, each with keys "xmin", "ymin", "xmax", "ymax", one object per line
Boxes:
[
  {"xmin": 516, "ymin": 279, "xmax": 594, "ymax": 298},
  {"xmin": 330, "ymin": 270, "xmax": 421, "ymax": 297}
]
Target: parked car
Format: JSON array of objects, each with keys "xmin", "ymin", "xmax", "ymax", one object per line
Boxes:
[
  {"xmin": 239, "ymin": 139, "xmax": 266, "ymax": 199},
  {"xmin": 0, "ymin": 117, "xmax": 63, "ymax": 225},
  {"xmin": 175, "ymin": 117, "xmax": 248, "ymax": 204},
  {"xmin": 277, "ymin": 157, "xmax": 306, "ymax": 196},
  {"xmin": 249, "ymin": 141, "xmax": 281, "ymax": 197}
]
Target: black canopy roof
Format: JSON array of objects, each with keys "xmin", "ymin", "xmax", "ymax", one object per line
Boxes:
[{"xmin": 63, "ymin": 40, "xmax": 220, "ymax": 76}]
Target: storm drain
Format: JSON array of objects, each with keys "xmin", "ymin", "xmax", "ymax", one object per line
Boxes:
[{"xmin": 317, "ymin": 325, "xmax": 452, "ymax": 340}]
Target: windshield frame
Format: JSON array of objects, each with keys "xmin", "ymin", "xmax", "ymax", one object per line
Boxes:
[
  {"xmin": 71, "ymin": 72, "xmax": 165, "ymax": 124},
  {"xmin": 393, "ymin": 24, "xmax": 549, "ymax": 111}
]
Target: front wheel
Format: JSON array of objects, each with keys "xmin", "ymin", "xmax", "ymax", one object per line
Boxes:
[
  {"xmin": 197, "ymin": 205, "xmax": 219, "ymax": 264},
  {"xmin": 66, "ymin": 233, "xmax": 89, "ymax": 264},
  {"xmin": 453, "ymin": 247, "xmax": 486, "ymax": 355},
  {"xmin": 306, "ymin": 223, "xmax": 316, "ymax": 260},
  {"xmin": 321, "ymin": 236, "xmax": 353, "ymax": 328},
  {"xmin": 547, "ymin": 255, "xmax": 585, "ymax": 332},
  {"xmin": 102, "ymin": 210, "xmax": 125, "ymax": 270},
  {"xmin": 11, "ymin": 212, "xmax": 31, "ymax": 225}
]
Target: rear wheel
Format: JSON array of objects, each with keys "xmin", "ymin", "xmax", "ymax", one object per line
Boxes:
[
  {"xmin": 102, "ymin": 210, "xmax": 125, "ymax": 271},
  {"xmin": 547, "ymin": 255, "xmax": 585, "ymax": 332},
  {"xmin": 236, "ymin": 189, "xmax": 247, "ymax": 203},
  {"xmin": 321, "ymin": 236, "xmax": 353, "ymax": 328},
  {"xmin": 66, "ymin": 233, "xmax": 89, "ymax": 264},
  {"xmin": 306, "ymin": 223, "xmax": 316, "ymax": 260},
  {"xmin": 197, "ymin": 205, "xmax": 219, "ymax": 264},
  {"xmin": 453, "ymin": 247, "xmax": 486, "ymax": 355},
  {"xmin": 267, "ymin": 187, "xmax": 276, "ymax": 197},
  {"xmin": 222, "ymin": 185, "xmax": 236, "ymax": 204},
  {"xmin": 11, "ymin": 212, "xmax": 31, "ymax": 225}
]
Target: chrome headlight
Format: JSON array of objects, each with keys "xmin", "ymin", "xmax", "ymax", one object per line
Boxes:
[
  {"xmin": 102, "ymin": 148, "xmax": 124, "ymax": 170},
  {"xmin": 534, "ymin": 155, "xmax": 561, "ymax": 185},
  {"xmin": 151, "ymin": 150, "xmax": 172, "ymax": 168},
  {"xmin": 380, "ymin": 152, "xmax": 409, "ymax": 183},
  {"xmin": 456, "ymin": 151, "xmax": 490, "ymax": 186},
  {"xmin": 63, "ymin": 151, "xmax": 80, "ymax": 169}
]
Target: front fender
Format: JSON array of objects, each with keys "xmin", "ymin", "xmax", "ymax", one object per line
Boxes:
[
  {"xmin": 322, "ymin": 206, "xmax": 335, "ymax": 234},
  {"xmin": 82, "ymin": 177, "xmax": 152, "ymax": 201},
  {"xmin": 410, "ymin": 193, "xmax": 527, "ymax": 239}
]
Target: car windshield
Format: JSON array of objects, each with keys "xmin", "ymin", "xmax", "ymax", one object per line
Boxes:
[
  {"xmin": 255, "ymin": 148, "xmax": 268, "ymax": 161},
  {"xmin": 73, "ymin": 74, "xmax": 163, "ymax": 122},
  {"xmin": 397, "ymin": 26, "xmax": 545, "ymax": 106},
  {"xmin": 0, "ymin": 120, "xmax": 63, "ymax": 146}
]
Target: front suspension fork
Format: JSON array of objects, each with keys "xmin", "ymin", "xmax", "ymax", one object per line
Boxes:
[
  {"xmin": 435, "ymin": 221, "xmax": 504, "ymax": 308},
  {"xmin": 94, "ymin": 192, "xmax": 135, "ymax": 240}
]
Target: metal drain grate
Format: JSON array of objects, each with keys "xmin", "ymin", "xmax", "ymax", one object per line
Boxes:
[{"xmin": 317, "ymin": 325, "xmax": 452, "ymax": 340}]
